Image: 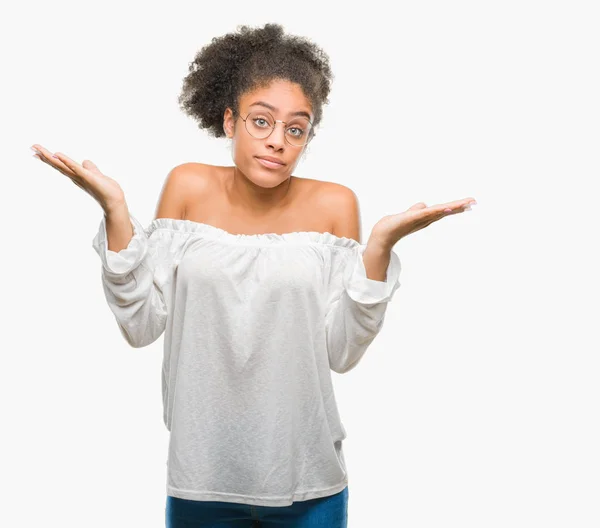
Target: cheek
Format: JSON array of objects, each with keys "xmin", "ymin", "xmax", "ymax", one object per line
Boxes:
[
  {"xmin": 230, "ymin": 136, "xmax": 264, "ymax": 175},
  {"xmin": 232, "ymin": 135, "xmax": 254, "ymax": 165}
]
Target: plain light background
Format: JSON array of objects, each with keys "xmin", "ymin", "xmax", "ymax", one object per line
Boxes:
[{"xmin": 4, "ymin": 1, "xmax": 599, "ymax": 526}]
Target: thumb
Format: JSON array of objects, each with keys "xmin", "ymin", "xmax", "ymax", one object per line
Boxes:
[
  {"xmin": 82, "ymin": 159, "xmax": 100, "ymax": 172},
  {"xmin": 407, "ymin": 202, "xmax": 427, "ymax": 211}
]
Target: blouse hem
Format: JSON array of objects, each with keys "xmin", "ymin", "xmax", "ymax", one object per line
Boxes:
[{"xmin": 166, "ymin": 477, "xmax": 349, "ymax": 507}]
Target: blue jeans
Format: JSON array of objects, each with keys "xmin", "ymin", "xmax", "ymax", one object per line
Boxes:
[{"xmin": 165, "ymin": 486, "xmax": 348, "ymax": 527}]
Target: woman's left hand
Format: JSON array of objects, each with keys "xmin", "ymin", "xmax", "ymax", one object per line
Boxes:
[{"xmin": 368, "ymin": 197, "xmax": 477, "ymax": 250}]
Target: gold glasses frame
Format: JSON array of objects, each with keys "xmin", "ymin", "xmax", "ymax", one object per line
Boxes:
[{"xmin": 238, "ymin": 110, "xmax": 313, "ymax": 147}]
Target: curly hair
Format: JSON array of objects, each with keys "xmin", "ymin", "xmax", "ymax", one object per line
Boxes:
[{"xmin": 177, "ymin": 23, "xmax": 333, "ymax": 141}]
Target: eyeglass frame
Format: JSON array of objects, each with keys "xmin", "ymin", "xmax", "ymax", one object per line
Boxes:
[{"xmin": 237, "ymin": 110, "xmax": 314, "ymax": 147}]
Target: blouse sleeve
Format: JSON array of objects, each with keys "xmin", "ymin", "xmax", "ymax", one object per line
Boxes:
[
  {"xmin": 325, "ymin": 244, "xmax": 402, "ymax": 374},
  {"xmin": 91, "ymin": 214, "xmax": 190, "ymax": 348}
]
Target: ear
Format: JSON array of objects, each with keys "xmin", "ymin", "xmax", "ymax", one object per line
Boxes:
[{"xmin": 223, "ymin": 107, "xmax": 235, "ymax": 138}]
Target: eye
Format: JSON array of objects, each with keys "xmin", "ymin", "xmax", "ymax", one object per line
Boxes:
[
  {"xmin": 287, "ymin": 127, "xmax": 305, "ymax": 137},
  {"xmin": 253, "ymin": 117, "xmax": 271, "ymax": 128}
]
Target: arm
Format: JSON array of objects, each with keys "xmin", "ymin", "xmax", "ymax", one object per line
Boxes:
[
  {"xmin": 92, "ymin": 165, "xmax": 192, "ymax": 347},
  {"xmin": 329, "ymin": 184, "xmax": 392, "ymax": 282},
  {"xmin": 325, "ymin": 185, "xmax": 402, "ymax": 373},
  {"xmin": 105, "ymin": 203, "xmax": 135, "ymax": 253}
]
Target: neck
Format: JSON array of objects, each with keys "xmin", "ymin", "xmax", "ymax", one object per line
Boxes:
[{"xmin": 227, "ymin": 166, "xmax": 293, "ymax": 217}]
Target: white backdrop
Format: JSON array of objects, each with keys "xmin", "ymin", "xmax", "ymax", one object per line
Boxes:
[{"xmin": 4, "ymin": 1, "xmax": 599, "ymax": 526}]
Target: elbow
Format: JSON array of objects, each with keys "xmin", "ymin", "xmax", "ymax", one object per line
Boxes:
[
  {"xmin": 331, "ymin": 360, "xmax": 360, "ymax": 374},
  {"xmin": 117, "ymin": 319, "xmax": 165, "ymax": 349},
  {"xmin": 328, "ymin": 347, "xmax": 367, "ymax": 374},
  {"xmin": 328, "ymin": 333, "xmax": 379, "ymax": 374}
]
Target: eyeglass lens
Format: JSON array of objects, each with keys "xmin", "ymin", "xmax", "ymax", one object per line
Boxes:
[{"xmin": 244, "ymin": 111, "xmax": 311, "ymax": 146}]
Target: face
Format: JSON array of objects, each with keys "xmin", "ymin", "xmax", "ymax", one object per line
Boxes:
[{"xmin": 222, "ymin": 79, "xmax": 314, "ymax": 188}]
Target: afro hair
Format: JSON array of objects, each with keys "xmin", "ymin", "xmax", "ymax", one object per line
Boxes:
[{"xmin": 177, "ymin": 23, "xmax": 333, "ymax": 141}]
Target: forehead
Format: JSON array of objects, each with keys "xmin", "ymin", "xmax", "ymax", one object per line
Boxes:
[{"xmin": 239, "ymin": 79, "xmax": 313, "ymax": 119}]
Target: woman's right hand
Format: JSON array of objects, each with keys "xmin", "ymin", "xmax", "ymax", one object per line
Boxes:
[{"xmin": 31, "ymin": 144, "xmax": 127, "ymax": 214}]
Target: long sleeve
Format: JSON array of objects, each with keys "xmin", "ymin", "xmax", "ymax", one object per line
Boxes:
[
  {"xmin": 91, "ymin": 214, "xmax": 191, "ymax": 348},
  {"xmin": 325, "ymin": 244, "xmax": 402, "ymax": 374}
]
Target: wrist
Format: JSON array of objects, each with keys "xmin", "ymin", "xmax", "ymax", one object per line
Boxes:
[
  {"xmin": 104, "ymin": 201, "xmax": 129, "ymax": 219},
  {"xmin": 366, "ymin": 235, "xmax": 395, "ymax": 253}
]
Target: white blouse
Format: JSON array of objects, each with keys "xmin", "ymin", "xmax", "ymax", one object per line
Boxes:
[{"xmin": 92, "ymin": 214, "xmax": 402, "ymax": 507}]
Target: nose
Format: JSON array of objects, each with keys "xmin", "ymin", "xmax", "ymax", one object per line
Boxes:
[{"xmin": 265, "ymin": 121, "xmax": 286, "ymax": 151}]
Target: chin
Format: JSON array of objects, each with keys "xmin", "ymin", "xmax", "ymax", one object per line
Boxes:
[
  {"xmin": 246, "ymin": 163, "xmax": 286, "ymax": 181},
  {"xmin": 250, "ymin": 171, "xmax": 289, "ymax": 188}
]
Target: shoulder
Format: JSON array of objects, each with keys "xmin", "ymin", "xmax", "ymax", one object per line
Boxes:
[
  {"xmin": 168, "ymin": 162, "xmax": 221, "ymax": 193},
  {"xmin": 154, "ymin": 162, "xmax": 220, "ymax": 221},
  {"xmin": 314, "ymin": 181, "xmax": 362, "ymax": 243}
]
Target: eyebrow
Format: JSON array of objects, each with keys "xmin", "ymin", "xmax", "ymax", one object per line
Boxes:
[{"xmin": 248, "ymin": 101, "xmax": 312, "ymax": 121}]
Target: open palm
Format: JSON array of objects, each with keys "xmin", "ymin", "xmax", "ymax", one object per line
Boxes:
[{"xmin": 369, "ymin": 197, "xmax": 477, "ymax": 249}]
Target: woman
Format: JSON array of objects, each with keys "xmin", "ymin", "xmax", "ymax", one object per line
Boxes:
[{"xmin": 32, "ymin": 22, "xmax": 475, "ymax": 528}]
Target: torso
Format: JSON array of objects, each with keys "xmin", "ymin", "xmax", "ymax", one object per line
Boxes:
[{"xmin": 183, "ymin": 164, "xmax": 335, "ymax": 236}]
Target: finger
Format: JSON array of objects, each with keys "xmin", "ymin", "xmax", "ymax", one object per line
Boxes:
[
  {"xmin": 34, "ymin": 145, "xmax": 74, "ymax": 172},
  {"xmin": 430, "ymin": 199, "xmax": 476, "ymax": 217},
  {"xmin": 414, "ymin": 203, "xmax": 452, "ymax": 220},
  {"xmin": 82, "ymin": 159, "xmax": 100, "ymax": 173},
  {"xmin": 33, "ymin": 144, "xmax": 56, "ymax": 159},
  {"xmin": 33, "ymin": 147, "xmax": 85, "ymax": 185},
  {"xmin": 418, "ymin": 204, "xmax": 461, "ymax": 224},
  {"xmin": 53, "ymin": 152, "xmax": 88, "ymax": 178},
  {"xmin": 32, "ymin": 144, "xmax": 53, "ymax": 161},
  {"xmin": 53, "ymin": 153, "xmax": 94, "ymax": 187},
  {"xmin": 443, "ymin": 207, "xmax": 465, "ymax": 215},
  {"xmin": 34, "ymin": 150, "xmax": 75, "ymax": 178},
  {"xmin": 407, "ymin": 202, "xmax": 428, "ymax": 212},
  {"xmin": 406, "ymin": 203, "xmax": 438, "ymax": 223},
  {"xmin": 441, "ymin": 197, "xmax": 477, "ymax": 211}
]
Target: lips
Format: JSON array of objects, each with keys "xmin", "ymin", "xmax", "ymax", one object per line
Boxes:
[
  {"xmin": 255, "ymin": 156, "xmax": 286, "ymax": 169},
  {"xmin": 256, "ymin": 155, "xmax": 285, "ymax": 164}
]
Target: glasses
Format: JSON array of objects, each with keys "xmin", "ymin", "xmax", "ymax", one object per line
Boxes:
[{"xmin": 239, "ymin": 110, "xmax": 313, "ymax": 147}]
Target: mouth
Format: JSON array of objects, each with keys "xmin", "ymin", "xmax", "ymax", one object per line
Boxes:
[{"xmin": 255, "ymin": 156, "xmax": 285, "ymax": 169}]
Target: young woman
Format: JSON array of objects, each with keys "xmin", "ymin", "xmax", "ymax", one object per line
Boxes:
[{"xmin": 32, "ymin": 23, "xmax": 475, "ymax": 528}]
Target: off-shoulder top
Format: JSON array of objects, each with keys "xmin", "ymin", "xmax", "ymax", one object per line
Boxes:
[{"xmin": 92, "ymin": 214, "xmax": 401, "ymax": 507}]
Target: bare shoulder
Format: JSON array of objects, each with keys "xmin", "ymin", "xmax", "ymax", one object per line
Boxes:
[
  {"xmin": 305, "ymin": 178, "xmax": 356, "ymax": 205},
  {"xmin": 154, "ymin": 162, "xmax": 220, "ymax": 221},
  {"xmin": 312, "ymin": 180, "xmax": 362, "ymax": 243},
  {"xmin": 314, "ymin": 180, "xmax": 357, "ymax": 200}
]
